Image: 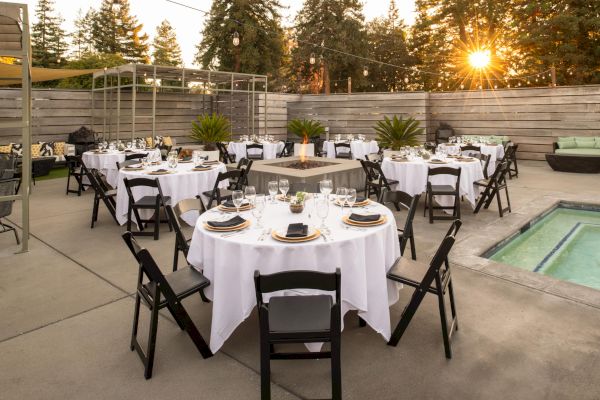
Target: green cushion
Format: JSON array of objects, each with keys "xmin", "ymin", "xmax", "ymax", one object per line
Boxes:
[
  {"xmin": 555, "ymin": 148, "xmax": 600, "ymax": 156},
  {"xmin": 557, "ymin": 137, "xmax": 577, "ymax": 149},
  {"xmin": 574, "ymin": 137, "xmax": 596, "ymax": 149},
  {"xmin": 595, "ymin": 137, "xmax": 600, "ymax": 149}
]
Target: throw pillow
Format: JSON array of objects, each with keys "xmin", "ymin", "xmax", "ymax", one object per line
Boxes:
[
  {"xmin": 574, "ymin": 137, "xmax": 595, "ymax": 149},
  {"xmin": 53, "ymin": 141, "xmax": 65, "ymax": 156},
  {"xmin": 11, "ymin": 143, "xmax": 23, "ymax": 156},
  {"xmin": 31, "ymin": 143, "xmax": 41, "ymax": 158},
  {"xmin": 145, "ymin": 137, "xmax": 153, "ymax": 148},
  {"xmin": 154, "ymin": 136, "xmax": 164, "ymax": 148},
  {"xmin": 39, "ymin": 142, "xmax": 55, "ymax": 156},
  {"xmin": 557, "ymin": 137, "xmax": 576, "ymax": 149},
  {"xmin": 163, "ymin": 136, "xmax": 173, "ymax": 146},
  {"xmin": 0, "ymin": 143, "xmax": 12, "ymax": 154},
  {"xmin": 595, "ymin": 137, "xmax": 600, "ymax": 149}
]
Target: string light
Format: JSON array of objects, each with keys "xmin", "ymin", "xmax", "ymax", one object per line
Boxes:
[
  {"xmin": 363, "ymin": 66, "xmax": 369, "ymax": 77},
  {"xmin": 309, "ymin": 53, "xmax": 316, "ymax": 65},
  {"xmin": 232, "ymin": 31, "xmax": 240, "ymax": 46},
  {"xmin": 404, "ymin": 77, "xmax": 409, "ymax": 84}
]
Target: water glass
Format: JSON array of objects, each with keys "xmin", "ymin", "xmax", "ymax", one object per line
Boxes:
[
  {"xmin": 126, "ymin": 141, "xmax": 132, "ymax": 150},
  {"xmin": 244, "ymin": 186, "xmax": 256, "ymax": 203},
  {"xmin": 316, "ymin": 195, "xmax": 329, "ymax": 231},
  {"xmin": 251, "ymin": 194, "xmax": 265, "ymax": 228},
  {"xmin": 279, "ymin": 179, "xmax": 289, "ymax": 198},
  {"xmin": 336, "ymin": 187, "xmax": 348, "ymax": 214},
  {"xmin": 319, "ymin": 179, "xmax": 333, "ymax": 200},
  {"xmin": 267, "ymin": 181, "xmax": 278, "ymax": 204},
  {"xmin": 232, "ymin": 190, "xmax": 244, "ymax": 216},
  {"xmin": 346, "ymin": 188, "xmax": 357, "ymax": 215}
]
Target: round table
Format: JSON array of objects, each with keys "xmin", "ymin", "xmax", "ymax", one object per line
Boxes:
[
  {"xmin": 325, "ymin": 140, "xmax": 379, "ymax": 160},
  {"xmin": 82, "ymin": 149, "xmax": 160, "ymax": 188},
  {"xmin": 115, "ymin": 161, "xmax": 228, "ymax": 226},
  {"xmin": 381, "ymin": 157, "xmax": 485, "ymax": 208},
  {"xmin": 227, "ymin": 141, "xmax": 284, "ymax": 162},
  {"xmin": 186, "ymin": 198, "xmax": 401, "ymax": 353},
  {"xmin": 438, "ymin": 143, "xmax": 505, "ymax": 176}
]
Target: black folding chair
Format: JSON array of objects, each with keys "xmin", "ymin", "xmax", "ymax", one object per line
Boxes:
[
  {"xmin": 387, "ymin": 220, "xmax": 462, "ymax": 358},
  {"xmin": 312, "ymin": 137, "xmax": 326, "ymax": 157},
  {"xmin": 359, "ymin": 160, "xmax": 399, "ymax": 205},
  {"xmin": 476, "ymin": 153, "xmax": 491, "ymax": 180},
  {"xmin": 216, "ymin": 142, "xmax": 236, "ymax": 164},
  {"xmin": 278, "ymin": 140, "xmax": 294, "ymax": 158},
  {"xmin": 382, "ymin": 190, "xmax": 420, "ymax": 260},
  {"xmin": 0, "ymin": 169, "xmax": 20, "ymax": 244},
  {"xmin": 460, "ymin": 145, "xmax": 481, "ymax": 156},
  {"xmin": 334, "ymin": 142, "xmax": 352, "ymax": 159},
  {"xmin": 123, "ymin": 177, "xmax": 172, "ymax": 240},
  {"xmin": 86, "ymin": 167, "xmax": 119, "ymax": 228},
  {"xmin": 116, "ymin": 159, "xmax": 141, "ymax": 170},
  {"xmin": 508, "ymin": 144, "xmax": 519, "ymax": 178},
  {"xmin": 125, "ymin": 152, "xmax": 148, "ymax": 161},
  {"xmin": 201, "ymin": 169, "xmax": 244, "ymax": 209},
  {"xmin": 254, "ymin": 268, "xmax": 342, "ymax": 400},
  {"xmin": 423, "ymin": 166, "xmax": 462, "ymax": 223},
  {"xmin": 165, "ymin": 199, "xmax": 206, "ymax": 271},
  {"xmin": 232, "ymin": 158, "xmax": 253, "ymax": 189},
  {"xmin": 474, "ymin": 160, "xmax": 512, "ymax": 217},
  {"xmin": 246, "ymin": 143, "xmax": 264, "ymax": 160},
  {"xmin": 122, "ymin": 232, "xmax": 212, "ymax": 379},
  {"xmin": 65, "ymin": 155, "xmax": 89, "ymax": 196}
]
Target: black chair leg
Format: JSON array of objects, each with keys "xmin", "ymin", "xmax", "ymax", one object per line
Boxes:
[
  {"xmin": 505, "ymin": 186, "xmax": 512, "ymax": 213},
  {"xmin": 331, "ymin": 333, "xmax": 342, "ymax": 400},
  {"xmin": 126, "ymin": 205, "xmax": 133, "ymax": 233},
  {"xmin": 153, "ymin": 207, "xmax": 160, "ymax": 240},
  {"xmin": 447, "ymin": 279, "xmax": 459, "ymax": 332},
  {"xmin": 435, "ymin": 276, "xmax": 452, "ymax": 359},
  {"xmin": 144, "ymin": 302, "xmax": 160, "ymax": 379},
  {"xmin": 131, "ymin": 294, "xmax": 142, "ymax": 351},
  {"xmin": 91, "ymin": 197, "xmax": 99, "ymax": 228},
  {"xmin": 173, "ymin": 247, "xmax": 179, "ymax": 271},
  {"xmin": 260, "ymin": 336, "xmax": 271, "ymax": 400},
  {"xmin": 497, "ymin": 188, "xmax": 504, "ymax": 218},
  {"xmin": 66, "ymin": 173, "xmax": 71, "ymax": 195}
]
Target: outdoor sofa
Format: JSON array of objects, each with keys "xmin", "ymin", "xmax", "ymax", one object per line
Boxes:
[{"xmin": 545, "ymin": 136, "xmax": 600, "ymax": 173}]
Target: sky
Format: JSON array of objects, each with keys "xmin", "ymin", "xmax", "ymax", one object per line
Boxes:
[{"xmin": 24, "ymin": 0, "xmax": 416, "ymax": 66}]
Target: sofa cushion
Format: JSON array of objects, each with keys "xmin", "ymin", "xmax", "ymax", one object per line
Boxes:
[
  {"xmin": 11, "ymin": 143, "xmax": 23, "ymax": 156},
  {"xmin": 574, "ymin": 137, "xmax": 596, "ymax": 149},
  {"xmin": 39, "ymin": 142, "xmax": 54, "ymax": 156},
  {"xmin": 53, "ymin": 141, "xmax": 65, "ymax": 156},
  {"xmin": 557, "ymin": 137, "xmax": 577, "ymax": 149},
  {"xmin": 555, "ymin": 148, "xmax": 600, "ymax": 156},
  {"xmin": 0, "ymin": 143, "xmax": 12, "ymax": 154},
  {"xmin": 596, "ymin": 137, "xmax": 600, "ymax": 149},
  {"xmin": 31, "ymin": 143, "xmax": 41, "ymax": 158}
]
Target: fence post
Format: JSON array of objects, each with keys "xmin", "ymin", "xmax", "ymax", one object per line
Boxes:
[{"xmin": 347, "ymin": 77, "xmax": 351, "ymax": 94}]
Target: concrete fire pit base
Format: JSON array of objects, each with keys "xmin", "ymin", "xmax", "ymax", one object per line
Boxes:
[{"xmin": 232, "ymin": 156, "xmax": 364, "ymax": 193}]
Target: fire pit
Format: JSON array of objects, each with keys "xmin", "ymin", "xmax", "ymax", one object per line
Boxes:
[{"xmin": 233, "ymin": 156, "xmax": 364, "ymax": 192}]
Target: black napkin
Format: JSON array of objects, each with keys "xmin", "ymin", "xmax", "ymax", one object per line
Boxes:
[
  {"xmin": 153, "ymin": 169, "xmax": 168, "ymax": 173},
  {"xmin": 286, "ymin": 223, "xmax": 308, "ymax": 238},
  {"xmin": 180, "ymin": 156, "xmax": 192, "ymax": 161},
  {"xmin": 222, "ymin": 200, "xmax": 248, "ymax": 208},
  {"xmin": 349, "ymin": 213, "xmax": 381, "ymax": 223},
  {"xmin": 207, "ymin": 215, "xmax": 246, "ymax": 228},
  {"xmin": 124, "ymin": 164, "xmax": 142, "ymax": 169},
  {"xmin": 204, "ymin": 160, "xmax": 219, "ymax": 165},
  {"xmin": 194, "ymin": 165, "xmax": 211, "ymax": 170},
  {"xmin": 355, "ymin": 196, "xmax": 367, "ymax": 203}
]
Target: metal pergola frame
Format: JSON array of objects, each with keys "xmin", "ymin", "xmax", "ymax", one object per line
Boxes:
[
  {"xmin": 0, "ymin": 2, "xmax": 31, "ymax": 253},
  {"xmin": 91, "ymin": 64, "xmax": 268, "ymax": 141}
]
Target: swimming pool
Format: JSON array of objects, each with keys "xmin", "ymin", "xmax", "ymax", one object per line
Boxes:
[{"xmin": 485, "ymin": 204, "xmax": 600, "ymax": 290}]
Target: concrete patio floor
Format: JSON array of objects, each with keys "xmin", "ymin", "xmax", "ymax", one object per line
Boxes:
[{"xmin": 1, "ymin": 161, "xmax": 600, "ymax": 399}]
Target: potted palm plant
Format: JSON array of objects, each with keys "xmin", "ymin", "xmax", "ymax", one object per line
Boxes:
[
  {"xmin": 287, "ymin": 119, "xmax": 325, "ymax": 158},
  {"xmin": 190, "ymin": 113, "xmax": 232, "ymax": 161},
  {"xmin": 374, "ymin": 115, "xmax": 423, "ymax": 158}
]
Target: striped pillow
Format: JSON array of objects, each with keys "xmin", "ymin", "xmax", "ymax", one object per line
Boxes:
[
  {"xmin": 39, "ymin": 142, "xmax": 55, "ymax": 156},
  {"xmin": 11, "ymin": 143, "xmax": 23, "ymax": 156}
]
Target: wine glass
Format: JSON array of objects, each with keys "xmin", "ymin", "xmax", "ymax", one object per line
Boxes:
[
  {"xmin": 244, "ymin": 185, "xmax": 256, "ymax": 203},
  {"xmin": 252, "ymin": 194, "xmax": 265, "ymax": 228},
  {"xmin": 346, "ymin": 188, "xmax": 357, "ymax": 216},
  {"xmin": 126, "ymin": 141, "xmax": 132, "ymax": 150},
  {"xmin": 279, "ymin": 179, "xmax": 289, "ymax": 200},
  {"xmin": 267, "ymin": 181, "xmax": 278, "ymax": 204},
  {"xmin": 316, "ymin": 195, "xmax": 329, "ymax": 232},
  {"xmin": 232, "ymin": 190, "xmax": 244, "ymax": 216},
  {"xmin": 319, "ymin": 179, "xmax": 333, "ymax": 200},
  {"xmin": 336, "ymin": 187, "xmax": 348, "ymax": 215}
]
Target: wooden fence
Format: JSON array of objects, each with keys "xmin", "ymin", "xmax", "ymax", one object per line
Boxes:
[{"xmin": 1, "ymin": 85, "xmax": 599, "ymax": 160}]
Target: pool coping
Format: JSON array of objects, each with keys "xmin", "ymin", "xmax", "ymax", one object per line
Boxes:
[{"xmin": 452, "ymin": 194, "xmax": 600, "ymax": 310}]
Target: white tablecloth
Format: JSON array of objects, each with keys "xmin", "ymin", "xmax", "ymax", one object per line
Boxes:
[
  {"xmin": 325, "ymin": 140, "xmax": 379, "ymax": 160},
  {"xmin": 438, "ymin": 144, "xmax": 504, "ymax": 176},
  {"xmin": 227, "ymin": 141, "xmax": 284, "ymax": 162},
  {"xmin": 82, "ymin": 149, "xmax": 160, "ymax": 188},
  {"xmin": 381, "ymin": 157, "xmax": 484, "ymax": 208},
  {"xmin": 115, "ymin": 162, "xmax": 228, "ymax": 226},
  {"xmin": 187, "ymin": 199, "xmax": 401, "ymax": 353}
]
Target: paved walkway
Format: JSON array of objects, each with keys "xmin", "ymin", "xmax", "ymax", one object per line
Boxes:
[{"xmin": 1, "ymin": 161, "xmax": 599, "ymax": 399}]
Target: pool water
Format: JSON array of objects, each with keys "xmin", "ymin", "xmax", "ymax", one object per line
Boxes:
[{"xmin": 488, "ymin": 206, "xmax": 600, "ymax": 290}]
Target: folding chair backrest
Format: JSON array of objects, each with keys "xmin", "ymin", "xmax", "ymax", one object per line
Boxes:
[
  {"xmin": 383, "ymin": 190, "xmax": 420, "ymax": 235},
  {"xmin": 280, "ymin": 141, "xmax": 294, "ymax": 157},
  {"xmin": 122, "ymin": 232, "xmax": 179, "ymax": 301},
  {"xmin": 365, "ymin": 160, "xmax": 391, "ymax": 187},
  {"xmin": 254, "ymin": 269, "xmax": 341, "ymax": 305},
  {"xmin": 428, "ymin": 166, "xmax": 461, "ymax": 179},
  {"xmin": 125, "ymin": 153, "xmax": 147, "ymax": 161},
  {"xmin": 124, "ymin": 177, "xmax": 165, "ymax": 203},
  {"xmin": 246, "ymin": 143, "xmax": 264, "ymax": 154},
  {"xmin": 117, "ymin": 159, "xmax": 141, "ymax": 169},
  {"xmin": 460, "ymin": 145, "xmax": 481, "ymax": 153},
  {"xmin": 334, "ymin": 142, "xmax": 351, "ymax": 156}
]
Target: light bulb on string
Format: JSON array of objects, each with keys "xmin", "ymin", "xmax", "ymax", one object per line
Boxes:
[
  {"xmin": 460, "ymin": 84, "xmax": 465, "ymax": 90},
  {"xmin": 232, "ymin": 31, "xmax": 240, "ymax": 47},
  {"xmin": 363, "ymin": 66, "xmax": 369, "ymax": 77},
  {"xmin": 309, "ymin": 53, "xmax": 316, "ymax": 65},
  {"xmin": 404, "ymin": 77, "xmax": 409, "ymax": 84},
  {"xmin": 437, "ymin": 82, "xmax": 442, "ymax": 88}
]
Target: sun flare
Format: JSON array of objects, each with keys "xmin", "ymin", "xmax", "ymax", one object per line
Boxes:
[{"xmin": 469, "ymin": 50, "xmax": 491, "ymax": 70}]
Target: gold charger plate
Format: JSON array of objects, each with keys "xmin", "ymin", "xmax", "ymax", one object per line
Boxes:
[
  {"xmin": 342, "ymin": 215, "xmax": 387, "ymax": 227},
  {"xmin": 334, "ymin": 199, "xmax": 370, "ymax": 207},
  {"xmin": 276, "ymin": 194, "xmax": 292, "ymax": 202},
  {"xmin": 218, "ymin": 203, "xmax": 253, "ymax": 212},
  {"xmin": 192, "ymin": 167, "xmax": 213, "ymax": 171},
  {"xmin": 123, "ymin": 167, "xmax": 144, "ymax": 171},
  {"xmin": 428, "ymin": 160, "xmax": 447, "ymax": 164},
  {"xmin": 456, "ymin": 157, "xmax": 476, "ymax": 162},
  {"xmin": 203, "ymin": 220, "xmax": 250, "ymax": 232},
  {"xmin": 271, "ymin": 229, "xmax": 321, "ymax": 243},
  {"xmin": 146, "ymin": 170, "xmax": 174, "ymax": 175}
]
